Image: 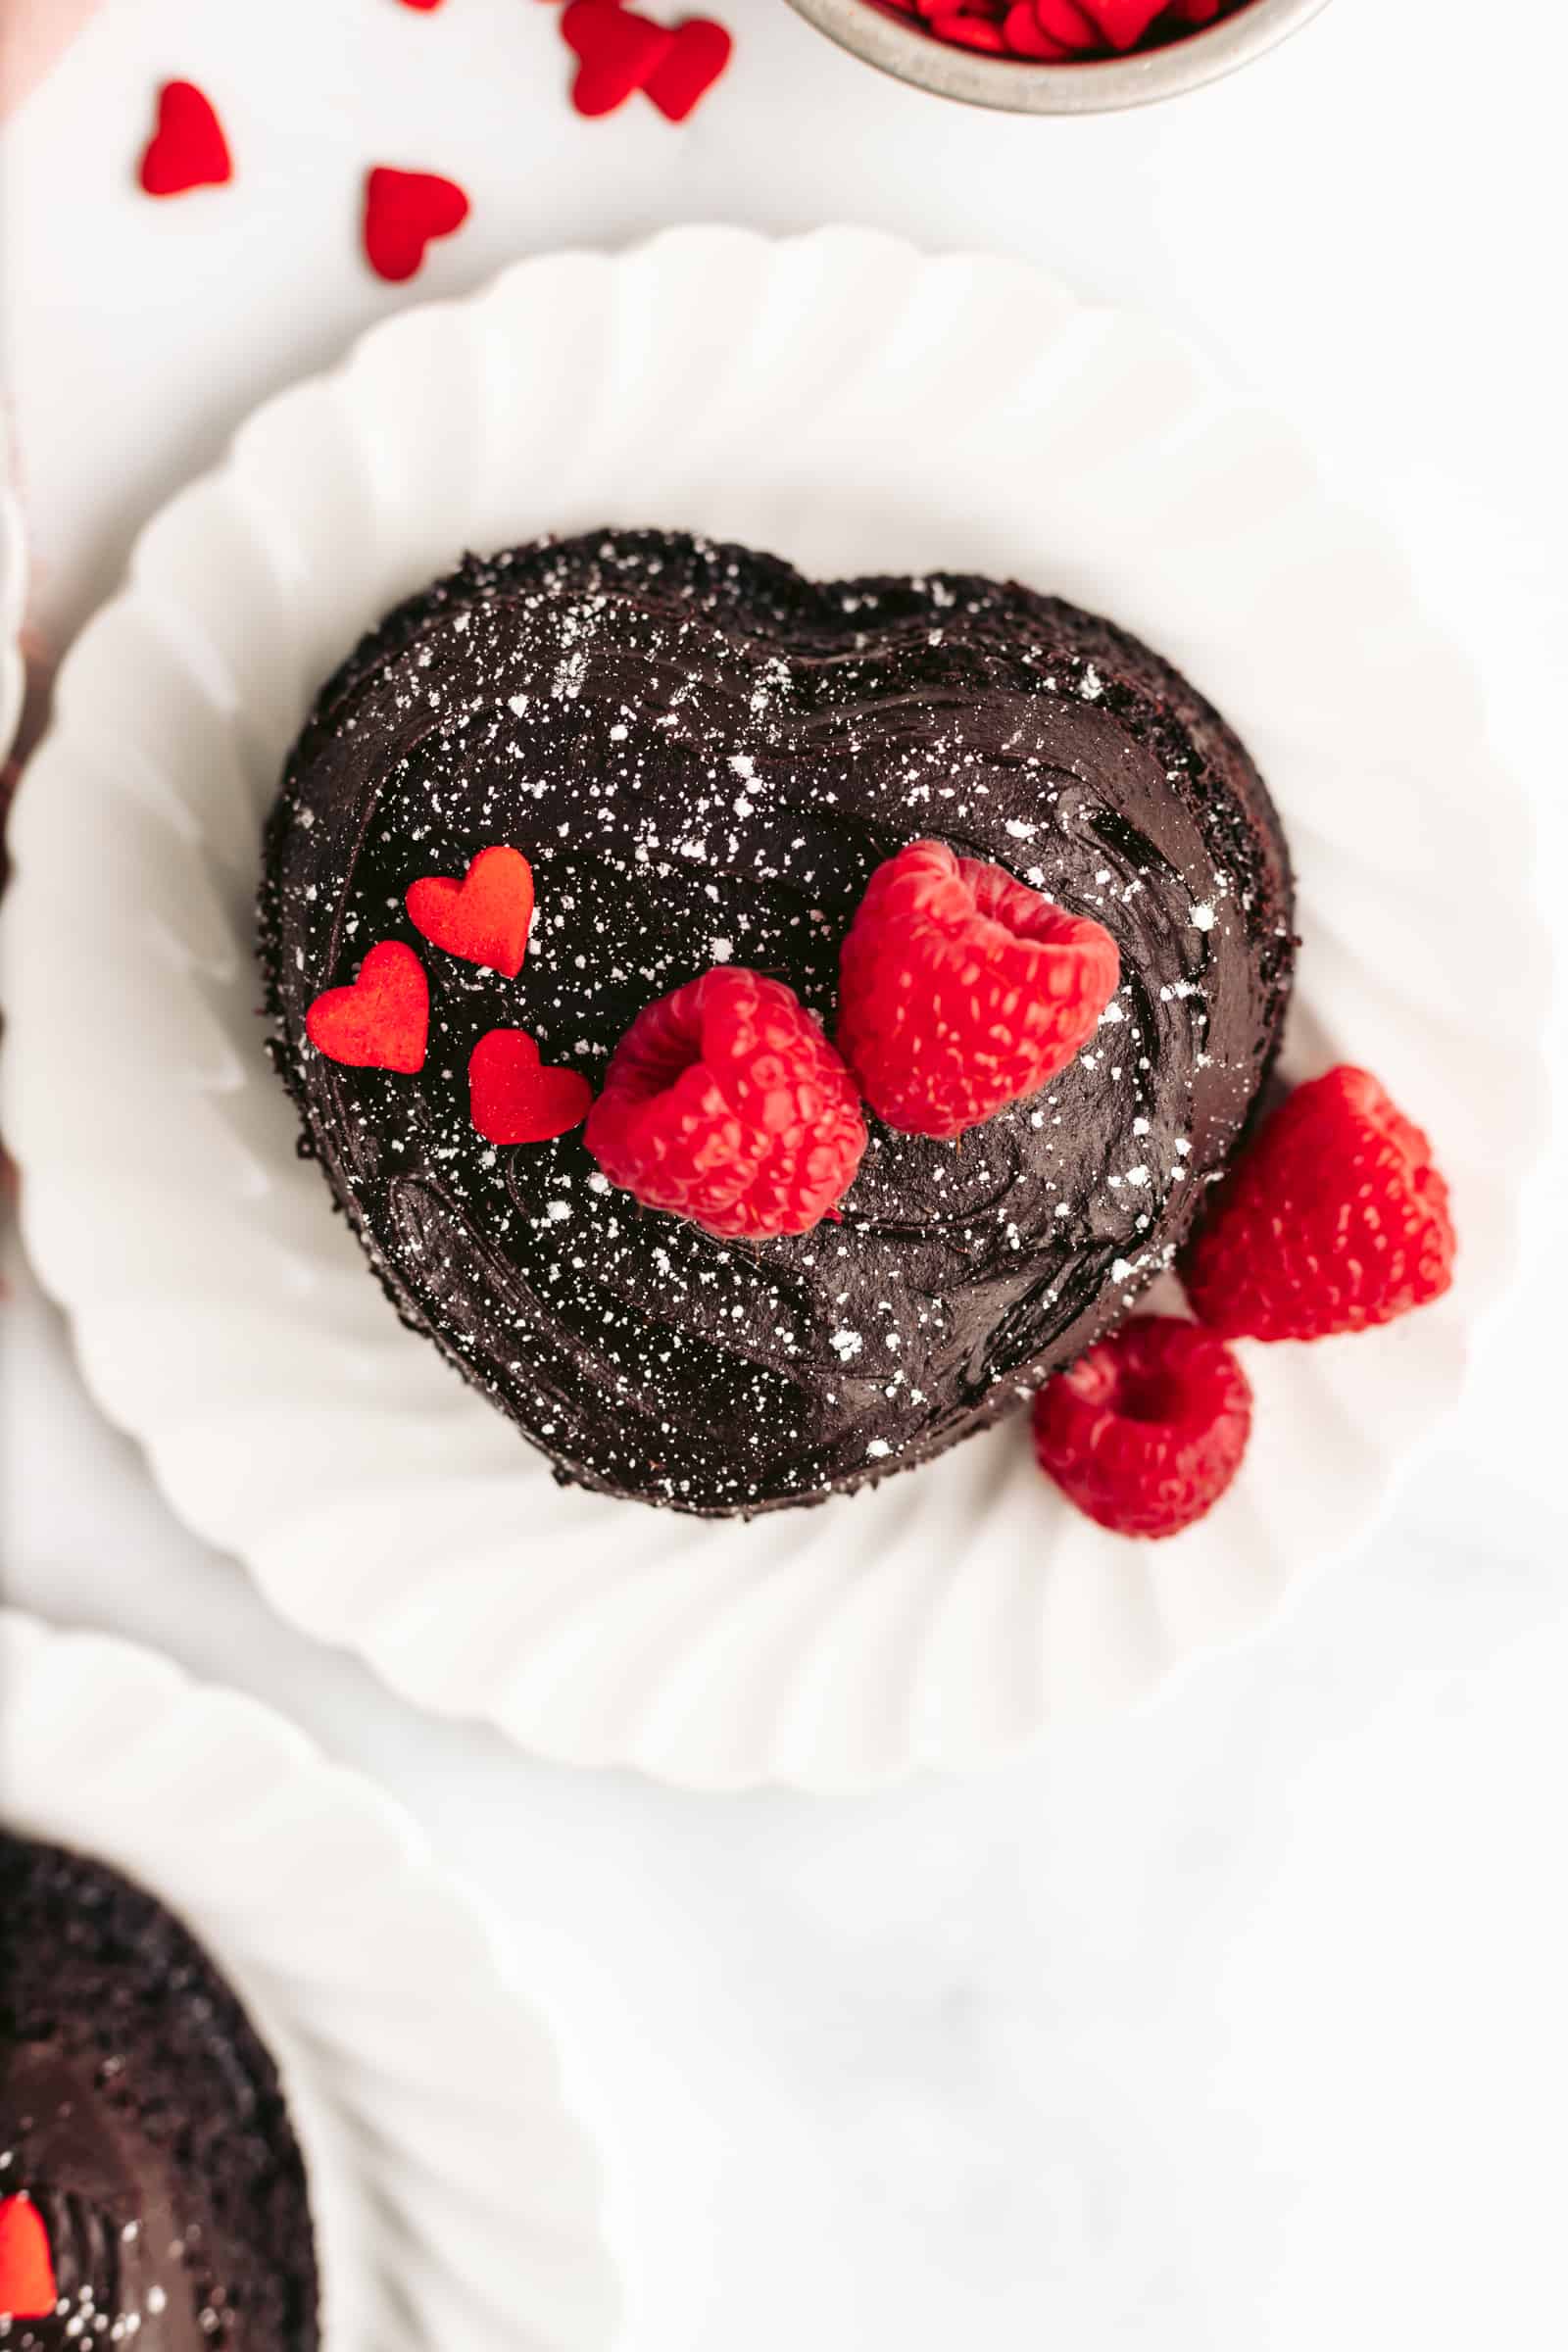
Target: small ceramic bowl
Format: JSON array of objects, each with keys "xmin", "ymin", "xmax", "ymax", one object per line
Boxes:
[{"xmin": 783, "ymin": 0, "xmax": 1333, "ymax": 112}]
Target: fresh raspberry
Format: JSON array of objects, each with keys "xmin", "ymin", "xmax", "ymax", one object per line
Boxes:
[
  {"xmin": 1031, "ymin": 1315, "xmax": 1251, "ymax": 1540},
  {"xmin": 1182, "ymin": 1066, "xmax": 1455, "ymax": 1343},
  {"xmin": 836, "ymin": 840, "xmax": 1119, "ymax": 1140},
  {"xmin": 585, "ymin": 967, "xmax": 867, "ymax": 1239}
]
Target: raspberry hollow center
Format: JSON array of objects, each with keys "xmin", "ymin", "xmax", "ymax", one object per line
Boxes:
[
  {"xmin": 617, "ymin": 998, "xmax": 707, "ymax": 1102},
  {"xmin": 967, "ymin": 860, "xmax": 1073, "ymax": 950},
  {"xmin": 1110, "ymin": 1364, "xmax": 1185, "ymax": 1427}
]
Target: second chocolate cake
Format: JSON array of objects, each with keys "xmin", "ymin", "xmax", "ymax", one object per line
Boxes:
[
  {"xmin": 0, "ymin": 1834, "xmax": 318, "ymax": 2352},
  {"xmin": 260, "ymin": 529, "xmax": 1294, "ymax": 1515}
]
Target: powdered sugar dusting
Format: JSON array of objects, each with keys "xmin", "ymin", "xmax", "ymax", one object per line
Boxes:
[{"xmin": 261, "ymin": 528, "xmax": 1292, "ymax": 1514}]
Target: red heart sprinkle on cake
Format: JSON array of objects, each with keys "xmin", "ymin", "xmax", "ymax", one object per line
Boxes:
[
  {"xmin": 306, "ymin": 941, "xmax": 429, "ymax": 1072},
  {"xmin": 407, "ymin": 847, "xmax": 535, "ymax": 977},
  {"xmin": 0, "ymin": 2197, "xmax": 58, "ymax": 2324},
  {"xmin": 1032, "ymin": 1315, "xmax": 1252, "ymax": 1539},
  {"xmin": 363, "ymin": 166, "xmax": 470, "ymax": 283},
  {"xmin": 1181, "ymin": 1065, "xmax": 1456, "ymax": 1342},
  {"xmin": 837, "ymin": 840, "xmax": 1120, "ymax": 1141},
  {"xmin": 138, "ymin": 80, "xmax": 232, "ymax": 197},
  {"xmin": 468, "ymin": 1029, "xmax": 594, "ymax": 1146}
]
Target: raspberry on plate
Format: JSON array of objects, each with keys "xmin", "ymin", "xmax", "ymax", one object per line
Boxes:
[
  {"xmin": 1182, "ymin": 1065, "xmax": 1455, "ymax": 1343},
  {"xmin": 585, "ymin": 966, "xmax": 867, "ymax": 1240},
  {"xmin": 1031, "ymin": 1315, "xmax": 1252, "ymax": 1540},
  {"xmin": 836, "ymin": 839, "xmax": 1119, "ymax": 1140}
]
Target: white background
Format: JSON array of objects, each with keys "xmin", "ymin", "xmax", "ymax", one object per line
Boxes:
[{"xmin": 4, "ymin": 1, "xmax": 1567, "ymax": 2345}]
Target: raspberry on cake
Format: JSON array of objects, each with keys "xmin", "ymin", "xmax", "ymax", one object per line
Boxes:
[
  {"xmin": 837, "ymin": 839, "xmax": 1120, "ymax": 1139},
  {"xmin": 1182, "ymin": 1064, "xmax": 1455, "ymax": 1342},
  {"xmin": 585, "ymin": 966, "xmax": 867, "ymax": 1239},
  {"xmin": 1031, "ymin": 1314, "xmax": 1252, "ymax": 1539},
  {"xmin": 260, "ymin": 529, "xmax": 1294, "ymax": 1515}
]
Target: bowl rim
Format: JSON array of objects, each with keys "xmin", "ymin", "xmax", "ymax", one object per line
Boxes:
[{"xmin": 781, "ymin": 0, "xmax": 1334, "ymax": 114}]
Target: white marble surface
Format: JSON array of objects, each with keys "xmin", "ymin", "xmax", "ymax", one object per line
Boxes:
[{"xmin": 4, "ymin": 0, "xmax": 1567, "ymax": 2344}]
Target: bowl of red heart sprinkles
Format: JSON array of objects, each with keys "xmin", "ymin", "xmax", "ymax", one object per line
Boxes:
[{"xmin": 786, "ymin": 0, "xmax": 1331, "ymax": 111}]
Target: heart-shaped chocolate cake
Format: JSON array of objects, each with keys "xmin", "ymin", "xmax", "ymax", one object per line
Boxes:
[{"xmin": 260, "ymin": 530, "xmax": 1293, "ymax": 1515}]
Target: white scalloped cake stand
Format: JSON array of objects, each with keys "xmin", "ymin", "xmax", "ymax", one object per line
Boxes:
[
  {"xmin": 0, "ymin": 1613, "xmax": 619, "ymax": 2352},
  {"xmin": 0, "ymin": 228, "xmax": 1545, "ymax": 1790}
]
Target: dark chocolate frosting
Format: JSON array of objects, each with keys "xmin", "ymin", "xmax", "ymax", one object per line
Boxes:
[
  {"xmin": 261, "ymin": 530, "xmax": 1293, "ymax": 1515},
  {"xmin": 0, "ymin": 1836, "xmax": 318, "ymax": 2352}
]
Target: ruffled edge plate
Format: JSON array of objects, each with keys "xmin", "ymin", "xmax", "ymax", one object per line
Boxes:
[
  {"xmin": 0, "ymin": 228, "xmax": 1546, "ymax": 1789},
  {"xmin": 0, "ymin": 1612, "xmax": 620, "ymax": 2350}
]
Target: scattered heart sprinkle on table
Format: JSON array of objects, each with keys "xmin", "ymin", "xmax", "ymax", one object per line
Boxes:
[
  {"xmin": 645, "ymin": 18, "xmax": 733, "ymax": 121},
  {"xmin": 138, "ymin": 78, "xmax": 231, "ymax": 197},
  {"xmin": 135, "ymin": 0, "xmax": 731, "ymax": 253},
  {"xmin": 363, "ymin": 165, "xmax": 471, "ymax": 282},
  {"xmin": 561, "ymin": 0, "xmax": 732, "ymax": 119},
  {"xmin": 563, "ymin": 1, "xmax": 676, "ymax": 116}
]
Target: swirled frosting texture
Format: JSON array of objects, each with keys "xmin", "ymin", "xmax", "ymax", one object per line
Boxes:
[{"xmin": 261, "ymin": 531, "xmax": 1294, "ymax": 1515}]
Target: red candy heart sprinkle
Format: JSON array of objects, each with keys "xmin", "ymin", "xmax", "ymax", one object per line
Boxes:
[
  {"xmin": 1001, "ymin": 7, "xmax": 1078, "ymax": 56},
  {"xmin": 363, "ymin": 167, "xmax": 470, "ymax": 283},
  {"xmin": 1033, "ymin": 0, "xmax": 1102, "ymax": 41},
  {"xmin": 1082, "ymin": 0, "xmax": 1169, "ymax": 43},
  {"xmin": 138, "ymin": 79, "xmax": 232, "ymax": 197},
  {"xmin": 407, "ymin": 847, "xmax": 535, "ymax": 978},
  {"xmin": 306, "ymin": 942, "xmax": 429, "ymax": 1073},
  {"xmin": 468, "ymin": 1030, "xmax": 594, "ymax": 1146},
  {"xmin": 0, "ymin": 2197, "xmax": 58, "ymax": 2323},
  {"xmin": 562, "ymin": 2, "xmax": 676, "ymax": 116},
  {"xmin": 395, "ymin": 0, "xmax": 448, "ymax": 9},
  {"xmin": 875, "ymin": 0, "xmax": 1248, "ymax": 64},
  {"xmin": 930, "ymin": 12, "xmax": 1007, "ymax": 47},
  {"xmin": 645, "ymin": 20, "xmax": 734, "ymax": 121}
]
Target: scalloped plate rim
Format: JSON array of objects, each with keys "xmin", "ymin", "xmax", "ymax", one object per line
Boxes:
[
  {"xmin": 0, "ymin": 1610, "xmax": 621, "ymax": 2346},
  {"xmin": 0, "ymin": 227, "xmax": 1547, "ymax": 1793}
]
